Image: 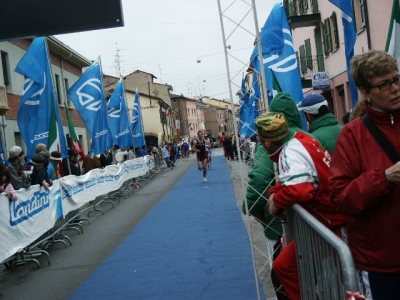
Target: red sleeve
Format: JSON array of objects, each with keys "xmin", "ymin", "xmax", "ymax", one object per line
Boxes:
[{"xmin": 271, "ymin": 182, "xmax": 315, "ymax": 209}]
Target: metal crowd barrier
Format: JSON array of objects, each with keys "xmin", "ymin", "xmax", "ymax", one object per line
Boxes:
[
  {"xmin": 286, "ymin": 204, "xmax": 360, "ymax": 300},
  {"xmin": 1, "ymin": 160, "xmax": 159, "ymax": 273}
]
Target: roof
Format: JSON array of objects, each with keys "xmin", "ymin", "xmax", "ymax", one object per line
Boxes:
[{"xmin": 47, "ymin": 36, "xmax": 92, "ymax": 67}]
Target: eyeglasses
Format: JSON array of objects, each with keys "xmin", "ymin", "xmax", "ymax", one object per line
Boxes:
[{"xmin": 370, "ymin": 74, "xmax": 400, "ymax": 91}]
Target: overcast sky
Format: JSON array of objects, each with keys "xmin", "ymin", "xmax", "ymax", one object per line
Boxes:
[{"xmin": 55, "ymin": 0, "xmax": 277, "ymax": 102}]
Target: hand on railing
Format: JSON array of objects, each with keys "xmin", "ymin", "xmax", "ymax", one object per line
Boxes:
[{"xmin": 267, "ymin": 193, "xmax": 286, "ymax": 221}]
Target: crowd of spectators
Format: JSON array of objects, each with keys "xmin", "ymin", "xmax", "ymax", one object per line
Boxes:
[{"xmin": 242, "ymin": 50, "xmax": 400, "ymax": 299}]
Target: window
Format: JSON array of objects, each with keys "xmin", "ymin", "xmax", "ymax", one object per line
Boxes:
[
  {"xmin": 64, "ymin": 78, "xmax": 71, "ymax": 107},
  {"xmin": 1, "ymin": 51, "xmax": 10, "ymax": 86},
  {"xmin": 305, "ymin": 39, "xmax": 313, "ymax": 69},
  {"xmin": 55, "ymin": 74, "xmax": 62, "ymax": 104},
  {"xmin": 14, "ymin": 132, "xmax": 23, "ymax": 148},
  {"xmin": 354, "ymin": 0, "xmax": 367, "ymax": 31},
  {"xmin": 331, "ymin": 12, "xmax": 340, "ymax": 51}
]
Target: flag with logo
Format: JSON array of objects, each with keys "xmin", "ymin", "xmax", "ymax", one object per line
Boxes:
[
  {"xmin": 251, "ymin": 3, "xmax": 303, "ymax": 106},
  {"xmin": 239, "ymin": 78, "xmax": 249, "ymax": 137},
  {"xmin": 241, "ymin": 72, "xmax": 260, "ymax": 138},
  {"xmin": 67, "ymin": 60, "xmax": 113, "ymax": 156},
  {"xmin": 329, "ymin": 0, "xmax": 358, "ymax": 107},
  {"xmin": 15, "ymin": 37, "xmax": 68, "ymax": 161},
  {"xmin": 386, "ymin": 0, "xmax": 400, "ymax": 71},
  {"xmin": 108, "ymin": 79, "xmax": 133, "ymax": 149},
  {"xmin": 65, "ymin": 105, "xmax": 85, "ymax": 159},
  {"xmin": 130, "ymin": 89, "xmax": 146, "ymax": 148}
]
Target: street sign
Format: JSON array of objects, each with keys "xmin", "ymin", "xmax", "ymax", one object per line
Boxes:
[{"xmin": 312, "ymin": 72, "xmax": 330, "ymax": 90}]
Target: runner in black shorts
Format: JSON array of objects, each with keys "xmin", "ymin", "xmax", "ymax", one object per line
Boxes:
[{"xmin": 193, "ymin": 130, "xmax": 208, "ymax": 182}]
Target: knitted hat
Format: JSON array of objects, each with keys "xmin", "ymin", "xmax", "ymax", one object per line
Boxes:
[
  {"xmin": 32, "ymin": 153, "xmax": 46, "ymax": 164},
  {"xmin": 255, "ymin": 112, "xmax": 289, "ymax": 142},
  {"xmin": 297, "ymin": 93, "xmax": 328, "ymax": 114},
  {"xmin": 9, "ymin": 146, "xmax": 23, "ymax": 157}
]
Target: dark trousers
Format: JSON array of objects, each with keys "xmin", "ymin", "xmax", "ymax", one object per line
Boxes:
[{"xmin": 369, "ymin": 271, "xmax": 400, "ymax": 300}]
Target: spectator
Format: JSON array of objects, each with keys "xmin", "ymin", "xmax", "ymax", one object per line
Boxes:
[
  {"xmin": 35, "ymin": 143, "xmax": 47, "ymax": 154},
  {"xmin": 139, "ymin": 146, "xmax": 148, "ymax": 157},
  {"xmin": 48, "ymin": 151, "xmax": 62, "ymax": 180},
  {"xmin": 7, "ymin": 146, "xmax": 31, "ymax": 190},
  {"xmin": 82, "ymin": 152, "xmax": 101, "ymax": 174},
  {"xmin": 160, "ymin": 142, "xmax": 173, "ymax": 168},
  {"xmin": 113, "ymin": 145, "xmax": 124, "ymax": 164},
  {"xmin": 30, "ymin": 153, "xmax": 53, "ymax": 189},
  {"xmin": 122, "ymin": 147, "xmax": 128, "ymax": 161},
  {"xmin": 223, "ymin": 133, "xmax": 234, "ymax": 161},
  {"xmin": 168, "ymin": 142, "xmax": 176, "ymax": 167},
  {"xmin": 329, "ymin": 50, "xmax": 400, "ymax": 299},
  {"xmin": 256, "ymin": 112, "xmax": 346, "ymax": 300},
  {"xmin": 181, "ymin": 140, "xmax": 189, "ymax": 160},
  {"xmin": 0, "ymin": 164, "xmax": 17, "ymax": 201},
  {"xmin": 298, "ymin": 93, "xmax": 342, "ymax": 154},
  {"xmin": 128, "ymin": 146, "xmax": 135, "ymax": 160},
  {"xmin": 100, "ymin": 149, "xmax": 113, "ymax": 168},
  {"xmin": 63, "ymin": 149, "xmax": 81, "ymax": 176}
]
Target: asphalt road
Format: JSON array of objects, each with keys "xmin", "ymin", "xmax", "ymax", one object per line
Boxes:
[{"xmin": 0, "ymin": 154, "xmax": 198, "ymax": 300}]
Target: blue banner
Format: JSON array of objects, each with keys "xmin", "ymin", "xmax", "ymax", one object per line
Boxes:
[
  {"xmin": 107, "ymin": 79, "xmax": 134, "ymax": 149},
  {"xmin": 241, "ymin": 73, "xmax": 260, "ymax": 138},
  {"xmin": 251, "ymin": 3, "xmax": 306, "ymax": 129},
  {"xmin": 15, "ymin": 37, "xmax": 68, "ymax": 161},
  {"xmin": 130, "ymin": 89, "xmax": 146, "ymax": 148},
  {"xmin": 329, "ymin": 0, "xmax": 358, "ymax": 107},
  {"xmin": 67, "ymin": 61, "xmax": 113, "ymax": 156},
  {"xmin": 239, "ymin": 78, "xmax": 248, "ymax": 136}
]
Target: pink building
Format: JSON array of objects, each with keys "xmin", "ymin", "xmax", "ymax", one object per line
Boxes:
[{"xmin": 286, "ymin": 0, "xmax": 393, "ymax": 122}]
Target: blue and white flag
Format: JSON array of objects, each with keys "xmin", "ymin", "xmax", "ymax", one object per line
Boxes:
[
  {"xmin": 239, "ymin": 78, "xmax": 249, "ymax": 136},
  {"xmin": 68, "ymin": 60, "xmax": 113, "ymax": 156},
  {"xmin": 251, "ymin": 3, "xmax": 303, "ymax": 106},
  {"xmin": 241, "ymin": 73, "xmax": 260, "ymax": 138},
  {"xmin": 130, "ymin": 89, "xmax": 146, "ymax": 148},
  {"xmin": 108, "ymin": 79, "xmax": 133, "ymax": 149},
  {"xmin": 329, "ymin": 0, "xmax": 358, "ymax": 107},
  {"xmin": 15, "ymin": 37, "xmax": 68, "ymax": 161}
]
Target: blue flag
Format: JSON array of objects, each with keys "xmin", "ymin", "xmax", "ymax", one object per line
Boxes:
[
  {"xmin": 15, "ymin": 37, "xmax": 68, "ymax": 161},
  {"xmin": 68, "ymin": 61, "xmax": 113, "ymax": 156},
  {"xmin": 251, "ymin": 3, "xmax": 304, "ymax": 106},
  {"xmin": 329, "ymin": 0, "xmax": 358, "ymax": 107},
  {"xmin": 130, "ymin": 89, "xmax": 146, "ymax": 148},
  {"xmin": 241, "ymin": 73, "xmax": 260, "ymax": 138},
  {"xmin": 239, "ymin": 78, "xmax": 249, "ymax": 137},
  {"xmin": 108, "ymin": 79, "xmax": 134, "ymax": 149}
]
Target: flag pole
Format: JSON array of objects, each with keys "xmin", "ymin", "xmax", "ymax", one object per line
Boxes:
[
  {"xmin": 251, "ymin": 0, "xmax": 269, "ymax": 111},
  {"xmin": 121, "ymin": 77, "xmax": 135, "ymax": 153}
]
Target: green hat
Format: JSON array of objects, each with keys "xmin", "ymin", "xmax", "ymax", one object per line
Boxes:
[{"xmin": 255, "ymin": 112, "xmax": 289, "ymax": 142}]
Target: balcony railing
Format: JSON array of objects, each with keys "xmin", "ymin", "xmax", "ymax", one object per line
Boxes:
[{"xmin": 284, "ymin": 0, "xmax": 321, "ymax": 29}]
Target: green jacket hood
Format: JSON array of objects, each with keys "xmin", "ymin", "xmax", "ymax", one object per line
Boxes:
[{"xmin": 270, "ymin": 92, "xmax": 303, "ymax": 130}]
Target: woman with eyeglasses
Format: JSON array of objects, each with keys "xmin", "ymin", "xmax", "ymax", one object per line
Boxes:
[{"xmin": 329, "ymin": 50, "xmax": 400, "ymax": 300}]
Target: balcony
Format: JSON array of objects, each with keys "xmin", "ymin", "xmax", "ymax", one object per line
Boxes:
[
  {"xmin": 284, "ymin": 0, "xmax": 321, "ymax": 29},
  {"xmin": 298, "ymin": 55, "xmax": 326, "ymax": 89}
]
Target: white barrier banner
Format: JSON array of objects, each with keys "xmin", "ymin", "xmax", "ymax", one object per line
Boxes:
[{"xmin": 0, "ymin": 156, "xmax": 153, "ymax": 263}]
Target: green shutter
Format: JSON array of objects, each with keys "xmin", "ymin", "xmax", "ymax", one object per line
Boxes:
[
  {"xmin": 324, "ymin": 18, "xmax": 332, "ymax": 53},
  {"xmin": 331, "ymin": 12, "xmax": 340, "ymax": 50},
  {"xmin": 299, "ymin": 45, "xmax": 307, "ymax": 74},
  {"xmin": 314, "ymin": 27, "xmax": 325, "ymax": 71},
  {"xmin": 311, "ymin": 0, "xmax": 319, "ymax": 13},
  {"xmin": 305, "ymin": 39, "xmax": 313, "ymax": 69}
]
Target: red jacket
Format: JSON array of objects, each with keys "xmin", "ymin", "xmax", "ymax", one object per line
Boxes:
[
  {"xmin": 268, "ymin": 132, "xmax": 346, "ymax": 231},
  {"xmin": 329, "ymin": 105, "xmax": 400, "ymax": 273}
]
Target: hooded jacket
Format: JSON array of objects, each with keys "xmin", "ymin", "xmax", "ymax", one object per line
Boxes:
[
  {"xmin": 329, "ymin": 104, "xmax": 400, "ymax": 273},
  {"xmin": 242, "ymin": 92, "xmax": 303, "ymax": 240},
  {"xmin": 308, "ymin": 113, "xmax": 342, "ymax": 154}
]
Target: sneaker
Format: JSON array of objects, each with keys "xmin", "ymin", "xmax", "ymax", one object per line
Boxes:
[{"xmin": 203, "ymin": 177, "xmax": 207, "ymax": 182}]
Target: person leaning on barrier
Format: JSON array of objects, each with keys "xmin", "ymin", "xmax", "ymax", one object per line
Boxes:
[
  {"xmin": 113, "ymin": 144, "xmax": 124, "ymax": 164},
  {"xmin": 298, "ymin": 93, "xmax": 342, "ymax": 154},
  {"xmin": 48, "ymin": 151, "xmax": 62, "ymax": 180},
  {"xmin": 100, "ymin": 149, "xmax": 113, "ymax": 168},
  {"xmin": 7, "ymin": 146, "xmax": 31, "ymax": 190},
  {"xmin": 242, "ymin": 92, "xmax": 304, "ymax": 300},
  {"xmin": 329, "ymin": 50, "xmax": 400, "ymax": 300},
  {"xmin": 128, "ymin": 146, "xmax": 135, "ymax": 160},
  {"xmin": 63, "ymin": 149, "xmax": 81, "ymax": 176},
  {"xmin": 30, "ymin": 154, "xmax": 53, "ymax": 190},
  {"xmin": 256, "ymin": 112, "xmax": 346, "ymax": 300}
]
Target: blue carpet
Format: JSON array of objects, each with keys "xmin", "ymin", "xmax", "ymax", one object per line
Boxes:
[{"xmin": 69, "ymin": 156, "xmax": 264, "ymax": 300}]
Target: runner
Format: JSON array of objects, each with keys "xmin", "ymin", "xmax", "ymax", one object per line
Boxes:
[{"xmin": 193, "ymin": 130, "xmax": 208, "ymax": 182}]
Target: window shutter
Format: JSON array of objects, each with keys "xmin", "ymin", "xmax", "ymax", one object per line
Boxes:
[
  {"xmin": 331, "ymin": 12, "xmax": 340, "ymax": 50},
  {"xmin": 305, "ymin": 39, "xmax": 313, "ymax": 70},
  {"xmin": 299, "ymin": 45, "xmax": 307, "ymax": 74},
  {"xmin": 314, "ymin": 27, "xmax": 325, "ymax": 71}
]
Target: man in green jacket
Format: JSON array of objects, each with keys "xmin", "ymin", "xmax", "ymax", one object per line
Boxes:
[
  {"xmin": 298, "ymin": 93, "xmax": 342, "ymax": 154},
  {"xmin": 242, "ymin": 92, "xmax": 303, "ymax": 267}
]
